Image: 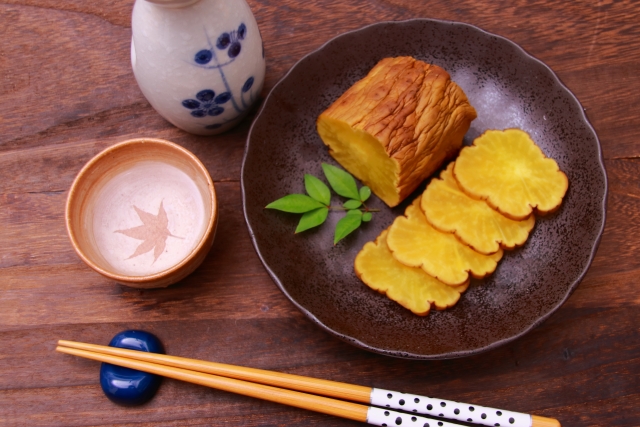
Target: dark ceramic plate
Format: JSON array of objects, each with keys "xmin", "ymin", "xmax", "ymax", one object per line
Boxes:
[{"xmin": 242, "ymin": 19, "xmax": 607, "ymax": 359}]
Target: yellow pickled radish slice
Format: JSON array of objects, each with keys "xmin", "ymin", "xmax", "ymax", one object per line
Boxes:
[
  {"xmin": 448, "ymin": 281, "xmax": 470, "ymax": 294},
  {"xmin": 354, "ymin": 229, "xmax": 467, "ymax": 315},
  {"xmin": 453, "ymin": 128, "xmax": 568, "ymax": 220},
  {"xmin": 422, "ymin": 162, "xmax": 535, "ymax": 255},
  {"xmin": 387, "ymin": 197, "xmax": 503, "ymax": 286}
]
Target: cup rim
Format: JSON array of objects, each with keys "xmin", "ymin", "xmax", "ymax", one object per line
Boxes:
[{"xmin": 65, "ymin": 137, "xmax": 217, "ymax": 285}]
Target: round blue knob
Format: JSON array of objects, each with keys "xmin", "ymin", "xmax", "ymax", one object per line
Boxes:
[{"xmin": 100, "ymin": 330, "xmax": 164, "ymax": 406}]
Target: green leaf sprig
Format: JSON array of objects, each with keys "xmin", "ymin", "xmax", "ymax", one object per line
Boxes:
[{"xmin": 265, "ymin": 163, "xmax": 378, "ymax": 245}]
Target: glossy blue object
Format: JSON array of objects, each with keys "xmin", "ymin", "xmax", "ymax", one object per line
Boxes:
[{"xmin": 99, "ymin": 330, "xmax": 164, "ymax": 406}]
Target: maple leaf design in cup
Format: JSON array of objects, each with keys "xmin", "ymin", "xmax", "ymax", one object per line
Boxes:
[{"xmin": 115, "ymin": 201, "xmax": 182, "ymax": 263}]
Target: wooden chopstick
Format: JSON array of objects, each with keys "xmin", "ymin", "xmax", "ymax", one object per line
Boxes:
[
  {"xmin": 57, "ymin": 344, "xmax": 463, "ymax": 427},
  {"xmin": 57, "ymin": 340, "xmax": 560, "ymax": 427},
  {"xmin": 57, "ymin": 339, "xmax": 370, "ymax": 402}
]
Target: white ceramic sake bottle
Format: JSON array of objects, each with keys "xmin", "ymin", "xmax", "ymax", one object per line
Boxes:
[{"xmin": 131, "ymin": 0, "xmax": 265, "ymax": 135}]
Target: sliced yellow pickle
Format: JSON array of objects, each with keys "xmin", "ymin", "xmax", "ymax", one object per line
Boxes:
[
  {"xmin": 355, "ymin": 229, "xmax": 467, "ymax": 315},
  {"xmin": 453, "ymin": 129, "xmax": 568, "ymax": 220},
  {"xmin": 422, "ymin": 162, "xmax": 536, "ymax": 254},
  {"xmin": 387, "ymin": 197, "xmax": 503, "ymax": 286}
]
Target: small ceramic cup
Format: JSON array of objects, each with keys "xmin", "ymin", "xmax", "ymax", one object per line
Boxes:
[{"xmin": 66, "ymin": 138, "xmax": 217, "ymax": 288}]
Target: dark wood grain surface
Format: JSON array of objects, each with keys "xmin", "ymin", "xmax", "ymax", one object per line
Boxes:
[{"xmin": 1, "ymin": 0, "xmax": 638, "ymax": 426}]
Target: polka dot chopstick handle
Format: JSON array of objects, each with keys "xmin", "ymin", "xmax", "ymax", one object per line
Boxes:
[
  {"xmin": 367, "ymin": 406, "xmax": 472, "ymax": 427},
  {"xmin": 370, "ymin": 388, "xmax": 532, "ymax": 427}
]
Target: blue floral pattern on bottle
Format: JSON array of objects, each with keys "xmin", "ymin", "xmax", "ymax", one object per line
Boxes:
[
  {"xmin": 182, "ymin": 23, "xmax": 258, "ymax": 130},
  {"xmin": 216, "ymin": 23, "xmax": 246, "ymax": 58},
  {"xmin": 242, "ymin": 77, "xmax": 254, "ymax": 93},
  {"xmin": 182, "ymin": 90, "xmax": 231, "ymax": 117}
]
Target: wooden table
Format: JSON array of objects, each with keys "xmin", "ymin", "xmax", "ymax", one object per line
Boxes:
[{"xmin": 1, "ymin": 1, "xmax": 638, "ymax": 426}]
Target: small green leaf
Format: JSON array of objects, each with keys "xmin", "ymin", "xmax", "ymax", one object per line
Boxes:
[
  {"xmin": 362, "ymin": 212, "xmax": 373, "ymax": 222},
  {"xmin": 334, "ymin": 211, "xmax": 362, "ymax": 244},
  {"xmin": 295, "ymin": 207, "xmax": 329, "ymax": 233},
  {"xmin": 343, "ymin": 199, "xmax": 362, "ymax": 209},
  {"xmin": 359, "ymin": 186, "xmax": 371, "ymax": 202},
  {"xmin": 322, "ymin": 163, "xmax": 360, "ymax": 200},
  {"xmin": 304, "ymin": 174, "xmax": 331, "ymax": 205},
  {"xmin": 265, "ymin": 194, "xmax": 325, "ymax": 213},
  {"xmin": 346, "ymin": 209, "xmax": 363, "ymax": 217}
]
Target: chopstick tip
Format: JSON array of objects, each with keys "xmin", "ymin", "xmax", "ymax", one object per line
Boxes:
[{"xmin": 532, "ymin": 415, "xmax": 561, "ymax": 427}]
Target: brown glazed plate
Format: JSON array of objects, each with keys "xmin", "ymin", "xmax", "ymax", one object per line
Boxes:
[{"xmin": 241, "ymin": 19, "xmax": 607, "ymax": 359}]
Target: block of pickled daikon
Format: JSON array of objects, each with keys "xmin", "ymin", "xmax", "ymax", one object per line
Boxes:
[{"xmin": 317, "ymin": 56, "xmax": 477, "ymax": 207}]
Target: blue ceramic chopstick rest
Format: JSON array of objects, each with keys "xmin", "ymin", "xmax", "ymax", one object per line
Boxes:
[{"xmin": 100, "ymin": 330, "xmax": 164, "ymax": 406}]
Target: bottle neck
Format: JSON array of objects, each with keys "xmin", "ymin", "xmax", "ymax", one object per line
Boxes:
[{"xmin": 144, "ymin": 0, "xmax": 202, "ymax": 8}]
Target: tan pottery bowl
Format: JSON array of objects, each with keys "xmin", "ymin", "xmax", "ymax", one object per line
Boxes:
[{"xmin": 66, "ymin": 138, "xmax": 217, "ymax": 288}]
